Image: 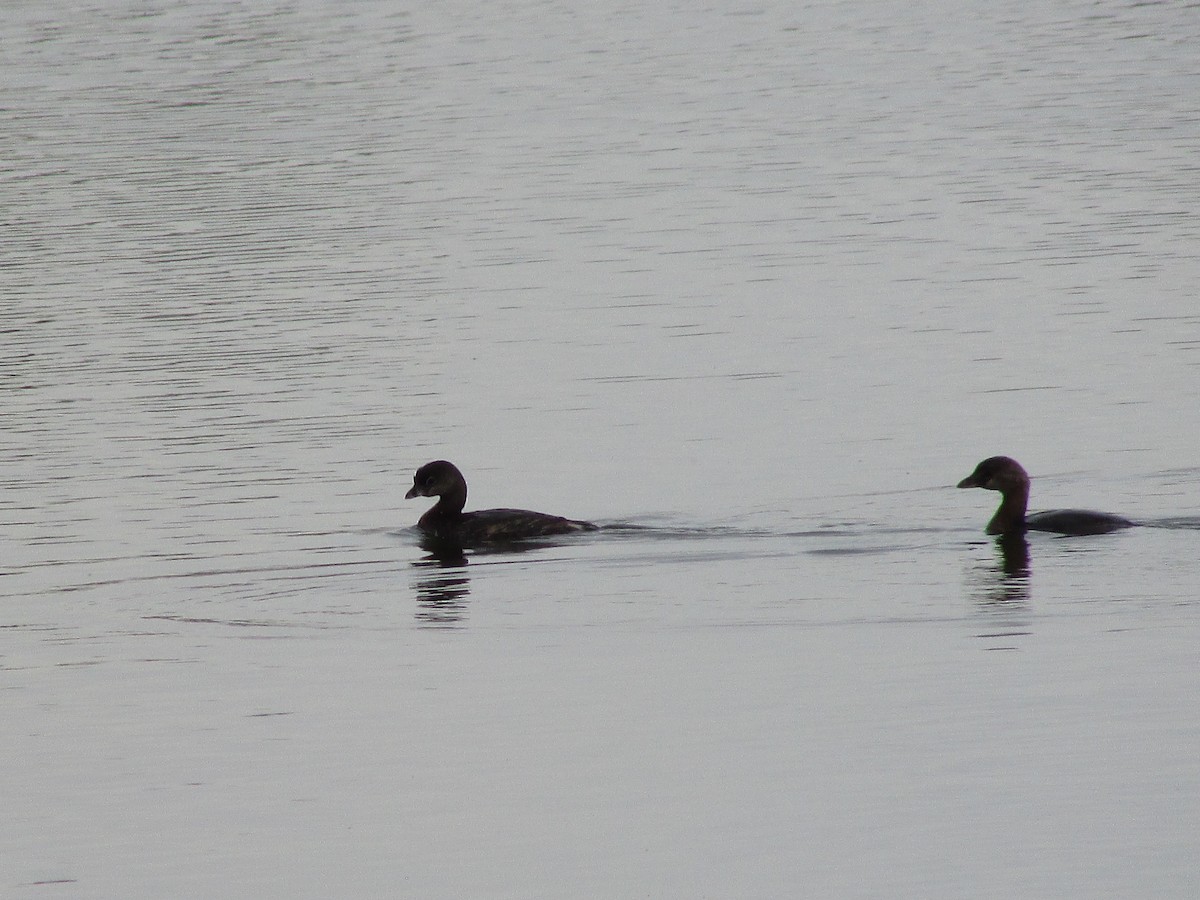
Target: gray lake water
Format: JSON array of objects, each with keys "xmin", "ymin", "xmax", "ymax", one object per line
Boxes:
[{"xmin": 4, "ymin": 1, "xmax": 1200, "ymax": 897}]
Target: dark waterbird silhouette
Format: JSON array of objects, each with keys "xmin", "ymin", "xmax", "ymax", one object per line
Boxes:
[
  {"xmin": 405, "ymin": 460, "xmax": 597, "ymax": 547},
  {"xmin": 957, "ymin": 456, "xmax": 1135, "ymax": 537}
]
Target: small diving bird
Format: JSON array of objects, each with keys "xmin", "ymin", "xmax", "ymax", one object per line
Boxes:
[
  {"xmin": 957, "ymin": 456, "xmax": 1135, "ymax": 536},
  {"xmin": 405, "ymin": 460, "xmax": 596, "ymax": 545}
]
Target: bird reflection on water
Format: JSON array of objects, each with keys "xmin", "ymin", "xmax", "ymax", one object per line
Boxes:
[
  {"xmin": 967, "ymin": 533, "xmax": 1032, "ymax": 608},
  {"xmin": 412, "ymin": 545, "xmax": 471, "ymax": 626},
  {"xmin": 996, "ymin": 533, "xmax": 1031, "ymax": 580},
  {"xmin": 965, "ymin": 534, "xmax": 1033, "ymax": 650},
  {"xmin": 410, "ymin": 535, "xmax": 565, "ymax": 625}
]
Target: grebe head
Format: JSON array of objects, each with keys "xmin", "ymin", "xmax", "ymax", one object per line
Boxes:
[
  {"xmin": 405, "ymin": 460, "xmax": 465, "ymax": 500},
  {"xmin": 957, "ymin": 456, "xmax": 1030, "ymax": 494}
]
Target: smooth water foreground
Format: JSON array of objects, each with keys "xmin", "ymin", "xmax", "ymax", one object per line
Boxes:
[{"xmin": 4, "ymin": 1, "xmax": 1200, "ymax": 897}]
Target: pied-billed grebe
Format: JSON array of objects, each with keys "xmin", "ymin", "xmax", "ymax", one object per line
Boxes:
[
  {"xmin": 957, "ymin": 456, "xmax": 1135, "ymax": 536},
  {"xmin": 405, "ymin": 460, "xmax": 597, "ymax": 544}
]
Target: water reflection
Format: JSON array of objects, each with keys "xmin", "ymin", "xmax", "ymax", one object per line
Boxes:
[
  {"xmin": 996, "ymin": 534, "xmax": 1031, "ymax": 580},
  {"xmin": 416, "ymin": 535, "xmax": 472, "ymax": 566},
  {"xmin": 967, "ymin": 534, "xmax": 1032, "ymax": 608},
  {"xmin": 412, "ymin": 553, "xmax": 470, "ymax": 627},
  {"xmin": 409, "ymin": 534, "xmax": 593, "ymax": 624},
  {"xmin": 965, "ymin": 535, "xmax": 1032, "ymax": 649}
]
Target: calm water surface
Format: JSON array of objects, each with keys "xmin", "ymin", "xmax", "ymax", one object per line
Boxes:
[{"xmin": 4, "ymin": 1, "xmax": 1200, "ymax": 897}]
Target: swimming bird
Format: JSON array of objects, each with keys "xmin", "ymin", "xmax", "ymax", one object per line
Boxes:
[
  {"xmin": 957, "ymin": 456, "xmax": 1135, "ymax": 536},
  {"xmin": 405, "ymin": 460, "xmax": 597, "ymax": 545}
]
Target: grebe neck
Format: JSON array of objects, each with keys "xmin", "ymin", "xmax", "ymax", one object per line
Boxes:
[{"xmin": 987, "ymin": 482, "xmax": 1029, "ymax": 535}]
